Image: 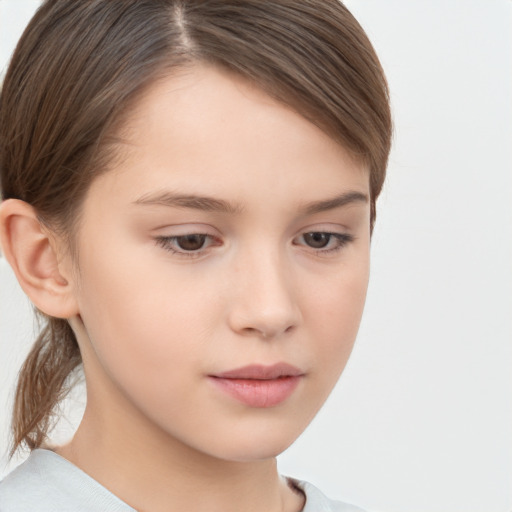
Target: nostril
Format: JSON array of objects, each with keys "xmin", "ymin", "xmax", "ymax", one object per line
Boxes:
[{"xmin": 240, "ymin": 324, "xmax": 295, "ymax": 340}]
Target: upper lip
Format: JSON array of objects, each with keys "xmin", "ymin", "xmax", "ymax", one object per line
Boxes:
[{"xmin": 211, "ymin": 363, "xmax": 304, "ymax": 380}]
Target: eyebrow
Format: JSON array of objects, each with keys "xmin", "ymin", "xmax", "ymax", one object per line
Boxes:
[
  {"xmin": 133, "ymin": 191, "xmax": 244, "ymax": 214},
  {"xmin": 132, "ymin": 190, "xmax": 368, "ymax": 215},
  {"xmin": 301, "ymin": 191, "xmax": 369, "ymax": 214}
]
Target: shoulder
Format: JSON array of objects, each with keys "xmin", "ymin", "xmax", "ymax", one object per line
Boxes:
[
  {"xmin": 0, "ymin": 449, "xmax": 134, "ymax": 512},
  {"xmin": 289, "ymin": 477, "xmax": 367, "ymax": 512},
  {"xmin": 0, "ymin": 450, "xmax": 62, "ymax": 512}
]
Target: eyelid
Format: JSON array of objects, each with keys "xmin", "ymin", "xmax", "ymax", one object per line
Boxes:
[
  {"xmin": 151, "ymin": 222, "xmax": 220, "ymax": 235},
  {"xmin": 151, "ymin": 224, "xmax": 223, "ymax": 257},
  {"xmin": 292, "ymin": 222, "xmax": 356, "ymax": 256},
  {"xmin": 294, "ymin": 232, "xmax": 354, "ymax": 253},
  {"xmin": 152, "ymin": 223, "xmax": 355, "ymax": 259},
  {"xmin": 154, "ymin": 233, "xmax": 222, "ymax": 258}
]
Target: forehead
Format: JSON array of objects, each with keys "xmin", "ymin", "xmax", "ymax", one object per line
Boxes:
[{"xmin": 91, "ymin": 64, "xmax": 369, "ymax": 210}]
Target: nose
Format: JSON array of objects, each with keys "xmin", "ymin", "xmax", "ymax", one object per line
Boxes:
[{"xmin": 227, "ymin": 247, "xmax": 301, "ymax": 340}]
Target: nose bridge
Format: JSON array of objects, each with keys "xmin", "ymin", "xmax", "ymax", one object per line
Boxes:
[{"xmin": 228, "ymin": 239, "xmax": 300, "ymax": 338}]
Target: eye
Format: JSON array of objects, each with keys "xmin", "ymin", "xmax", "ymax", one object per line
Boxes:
[
  {"xmin": 173, "ymin": 234, "xmax": 207, "ymax": 251},
  {"xmin": 303, "ymin": 232, "xmax": 331, "ymax": 249},
  {"xmin": 154, "ymin": 233, "xmax": 219, "ymax": 257},
  {"xmin": 295, "ymin": 231, "xmax": 354, "ymax": 254}
]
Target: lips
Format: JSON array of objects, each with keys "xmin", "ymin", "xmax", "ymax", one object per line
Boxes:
[
  {"xmin": 208, "ymin": 363, "xmax": 304, "ymax": 408},
  {"xmin": 213, "ymin": 363, "xmax": 303, "ymax": 380}
]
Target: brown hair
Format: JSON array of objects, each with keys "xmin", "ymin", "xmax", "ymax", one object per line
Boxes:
[{"xmin": 0, "ymin": 0, "xmax": 392, "ymax": 456}]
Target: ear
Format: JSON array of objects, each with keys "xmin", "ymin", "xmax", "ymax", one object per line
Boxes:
[{"xmin": 0, "ymin": 199, "xmax": 79, "ymax": 319}]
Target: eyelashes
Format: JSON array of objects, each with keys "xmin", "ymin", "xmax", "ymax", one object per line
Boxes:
[
  {"xmin": 154, "ymin": 233, "xmax": 220, "ymax": 258},
  {"xmin": 295, "ymin": 232, "xmax": 353, "ymax": 252},
  {"xmin": 154, "ymin": 231, "xmax": 354, "ymax": 259}
]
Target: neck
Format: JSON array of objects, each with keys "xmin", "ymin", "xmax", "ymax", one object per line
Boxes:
[{"xmin": 56, "ymin": 395, "xmax": 304, "ymax": 512}]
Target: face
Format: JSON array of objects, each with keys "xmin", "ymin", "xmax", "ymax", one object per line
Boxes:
[{"xmin": 69, "ymin": 64, "xmax": 371, "ymax": 462}]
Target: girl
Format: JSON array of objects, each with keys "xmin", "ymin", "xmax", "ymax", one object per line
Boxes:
[{"xmin": 0, "ymin": 1, "xmax": 391, "ymax": 511}]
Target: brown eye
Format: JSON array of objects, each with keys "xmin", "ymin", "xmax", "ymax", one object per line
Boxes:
[
  {"xmin": 176, "ymin": 234, "xmax": 207, "ymax": 251},
  {"xmin": 303, "ymin": 232, "xmax": 331, "ymax": 249},
  {"xmin": 155, "ymin": 233, "xmax": 220, "ymax": 257}
]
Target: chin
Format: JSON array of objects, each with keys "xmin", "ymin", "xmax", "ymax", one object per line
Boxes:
[
  {"xmin": 214, "ymin": 440, "xmax": 295, "ymax": 463},
  {"xmin": 196, "ymin": 421, "xmax": 306, "ymax": 463}
]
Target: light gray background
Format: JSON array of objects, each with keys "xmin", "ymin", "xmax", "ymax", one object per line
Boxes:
[{"xmin": 1, "ymin": 1, "xmax": 511, "ymax": 511}]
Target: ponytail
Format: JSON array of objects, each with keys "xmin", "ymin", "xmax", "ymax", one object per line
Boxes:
[{"xmin": 10, "ymin": 315, "xmax": 81, "ymax": 457}]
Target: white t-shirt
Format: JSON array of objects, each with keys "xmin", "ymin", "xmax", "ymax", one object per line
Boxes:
[{"xmin": 0, "ymin": 449, "xmax": 365, "ymax": 512}]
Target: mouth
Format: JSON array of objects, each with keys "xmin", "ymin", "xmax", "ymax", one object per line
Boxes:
[{"xmin": 208, "ymin": 363, "xmax": 304, "ymax": 408}]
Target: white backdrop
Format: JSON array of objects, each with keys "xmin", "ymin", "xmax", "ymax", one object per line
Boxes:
[{"xmin": 1, "ymin": 1, "xmax": 511, "ymax": 511}]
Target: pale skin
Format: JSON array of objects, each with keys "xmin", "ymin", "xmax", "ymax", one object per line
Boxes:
[{"xmin": 0, "ymin": 65, "xmax": 371, "ymax": 512}]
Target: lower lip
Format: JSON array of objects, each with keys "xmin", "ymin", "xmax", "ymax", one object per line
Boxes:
[{"xmin": 208, "ymin": 375, "xmax": 302, "ymax": 408}]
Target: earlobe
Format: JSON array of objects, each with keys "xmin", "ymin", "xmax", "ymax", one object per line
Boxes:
[{"xmin": 0, "ymin": 199, "xmax": 79, "ymax": 319}]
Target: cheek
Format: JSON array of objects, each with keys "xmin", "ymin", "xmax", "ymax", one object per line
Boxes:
[
  {"xmin": 75, "ymin": 266, "xmax": 210, "ymax": 430},
  {"xmin": 75, "ymin": 244, "xmax": 215, "ymax": 386},
  {"xmin": 305, "ymin": 258, "xmax": 369, "ymax": 369}
]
